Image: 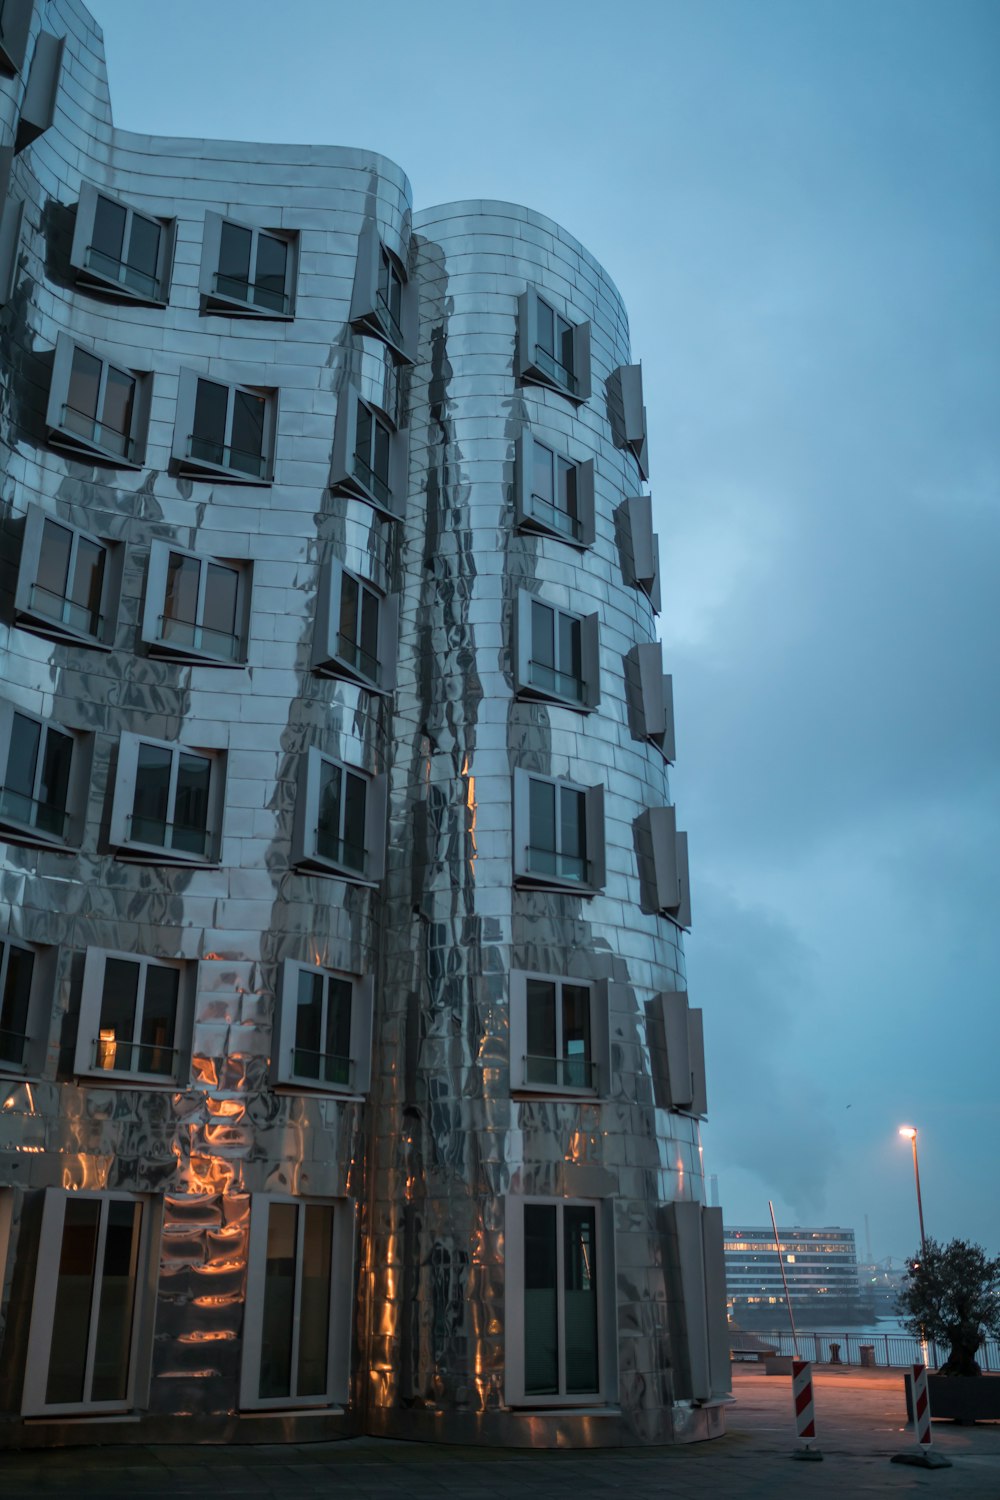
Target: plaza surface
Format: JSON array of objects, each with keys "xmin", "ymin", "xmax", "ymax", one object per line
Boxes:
[{"xmin": 2, "ymin": 1367, "xmax": 997, "ymax": 1499}]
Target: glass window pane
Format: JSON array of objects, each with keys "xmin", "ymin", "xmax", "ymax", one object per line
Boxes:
[
  {"xmin": 359, "ymin": 589, "xmax": 379, "ymax": 680},
  {"xmin": 558, "ymin": 614, "xmax": 582, "ymax": 691},
  {"xmin": 342, "ymin": 772, "xmax": 367, "ymax": 871},
  {"xmin": 192, "ymin": 379, "xmax": 229, "ymax": 463},
  {"xmin": 536, "ymin": 298, "xmax": 555, "ymax": 358},
  {"xmin": 259, "ymin": 1203, "xmax": 297, "ymax": 1400},
  {"xmin": 558, "ymin": 315, "xmax": 575, "ymax": 379},
  {"xmin": 131, "ymin": 742, "xmax": 173, "ymax": 846},
  {"xmin": 230, "ymin": 389, "xmax": 265, "ymax": 476},
  {"xmin": 138, "ymin": 965, "xmax": 179, "ymax": 1075},
  {"xmin": 528, "ymin": 779, "xmax": 556, "ymax": 874},
  {"xmin": 532, "ymin": 441, "xmax": 554, "ymax": 505},
  {"xmin": 354, "ymin": 401, "xmax": 372, "ymax": 473},
  {"xmin": 562, "ymin": 985, "xmax": 591, "ymax": 1088},
  {"xmin": 65, "ymin": 348, "xmax": 102, "ymax": 438},
  {"xmin": 0, "ymin": 942, "xmax": 34, "ymax": 1065},
  {"xmin": 218, "ymin": 221, "xmax": 252, "ymax": 300},
  {"xmin": 337, "ymin": 573, "xmax": 359, "ymax": 661},
  {"xmin": 526, "ymin": 980, "xmax": 556, "ymax": 1087},
  {"xmin": 36, "ymin": 520, "xmax": 73, "ymax": 611},
  {"xmin": 293, "ymin": 969, "xmax": 324, "ymax": 1079},
  {"xmin": 316, "ymin": 759, "xmax": 343, "ymax": 863},
  {"xmin": 69, "ymin": 535, "xmax": 106, "ymax": 634},
  {"xmin": 372, "ymin": 417, "xmax": 391, "ymax": 489},
  {"xmin": 4, "ymin": 712, "xmax": 41, "ymax": 804},
  {"xmin": 91, "ymin": 195, "xmax": 127, "ymax": 265},
  {"xmin": 531, "ymin": 601, "xmax": 555, "ymax": 673},
  {"xmin": 162, "ymin": 552, "xmax": 200, "ymax": 641},
  {"xmin": 324, "ymin": 978, "xmax": 352, "ymax": 1086},
  {"xmin": 559, "ymin": 786, "xmax": 585, "ymax": 878},
  {"xmin": 563, "ymin": 1206, "xmax": 598, "ymax": 1393},
  {"xmin": 90, "ymin": 1200, "xmax": 141, "ymax": 1403},
  {"xmin": 45, "ymin": 1198, "xmax": 101, "ymax": 1405},
  {"xmin": 254, "ymin": 233, "xmax": 287, "ymax": 312},
  {"xmin": 126, "ymin": 214, "xmax": 160, "ymax": 293},
  {"xmin": 558, "ymin": 459, "xmax": 578, "ymax": 528},
  {"xmin": 97, "ymin": 958, "xmax": 140, "ymax": 1071},
  {"xmin": 524, "ymin": 1204, "xmax": 558, "ymax": 1395},
  {"xmin": 203, "ymin": 563, "xmax": 240, "ymax": 655},
  {"xmin": 37, "ymin": 727, "xmax": 72, "ymax": 835},
  {"xmin": 99, "ymin": 366, "xmax": 135, "ymax": 455},
  {"xmin": 297, "ymin": 1205, "xmax": 333, "ymax": 1397},
  {"xmin": 173, "ymin": 752, "xmax": 211, "ymax": 854}
]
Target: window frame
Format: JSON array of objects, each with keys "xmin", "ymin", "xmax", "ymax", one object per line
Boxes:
[
  {"xmin": 292, "ymin": 746, "xmax": 387, "ymax": 886},
  {"xmin": 330, "ymin": 381, "xmax": 408, "ymax": 521},
  {"xmin": 21, "ymin": 1187, "xmax": 158, "ymax": 1417},
  {"xmin": 516, "ymin": 287, "xmax": 592, "ymax": 404},
  {"xmin": 509, "ymin": 970, "xmax": 611, "ymax": 1097},
  {"xmin": 349, "ymin": 218, "xmax": 416, "ymax": 363},
  {"xmin": 141, "ymin": 539, "xmax": 252, "ymax": 667},
  {"xmin": 70, "ymin": 181, "xmax": 175, "ymax": 308},
  {"xmin": 504, "ymin": 1195, "xmax": 616, "ymax": 1408},
  {"xmin": 515, "ymin": 432, "xmax": 595, "ymax": 550},
  {"xmin": 14, "ymin": 504, "xmax": 120, "ymax": 650},
  {"xmin": 311, "ymin": 558, "xmax": 398, "ymax": 692},
  {"xmin": 45, "ymin": 331, "xmax": 150, "ymax": 469},
  {"xmin": 0, "ymin": 699, "xmax": 91, "ymax": 850},
  {"xmin": 512, "ymin": 769, "xmax": 605, "ymax": 894},
  {"xmin": 0, "ymin": 934, "xmax": 52, "ymax": 1077},
  {"xmin": 73, "ymin": 947, "xmax": 193, "ymax": 1086},
  {"xmin": 172, "ymin": 367, "xmax": 278, "ymax": 485},
  {"xmin": 199, "ymin": 210, "xmax": 297, "ymax": 320},
  {"xmin": 109, "ymin": 731, "xmax": 226, "ymax": 866},
  {"xmin": 272, "ymin": 959, "xmax": 373, "ymax": 1096},
  {"xmin": 514, "ymin": 590, "xmax": 600, "ymax": 712},
  {"xmin": 0, "ymin": 0, "xmax": 31, "ymax": 75}
]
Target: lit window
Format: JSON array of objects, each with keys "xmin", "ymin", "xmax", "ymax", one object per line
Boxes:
[
  {"xmin": 331, "ymin": 384, "xmax": 406, "ymax": 520},
  {"xmin": 46, "ymin": 332, "xmax": 149, "ymax": 467},
  {"xmin": 349, "ymin": 219, "xmax": 415, "ymax": 361},
  {"xmin": 199, "ymin": 211, "xmax": 296, "ymax": 318},
  {"xmin": 273, "ymin": 960, "xmax": 373, "ymax": 1095},
  {"xmin": 21, "ymin": 1189, "xmax": 156, "ymax": 1415},
  {"xmin": 509, "ymin": 971, "xmax": 609, "ymax": 1095},
  {"xmin": 0, "ymin": 700, "xmax": 90, "ymax": 849},
  {"xmin": 70, "ymin": 182, "xmax": 174, "ymax": 305},
  {"xmin": 312, "ymin": 559, "xmax": 398, "ymax": 692},
  {"xmin": 517, "ymin": 287, "xmax": 591, "ymax": 403},
  {"xmin": 172, "ymin": 368, "xmax": 277, "ymax": 484},
  {"xmin": 109, "ymin": 732, "xmax": 225, "ymax": 865},
  {"xmin": 142, "ymin": 541, "xmax": 252, "ymax": 666},
  {"xmin": 240, "ymin": 1195, "xmax": 353, "ymax": 1410},
  {"xmin": 74, "ymin": 949, "xmax": 191, "ymax": 1083},
  {"xmin": 15, "ymin": 505, "xmax": 118, "ymax": 648},
  {"xmin": 515, "ymin": 591, "xmax": 599, "ymax": 710},
  {"xmin": 513, "ymin": 769, "xmax": 605, "ymax": 893},
  {"xmin": 516, "ymin": 434, "xmax": 595, "ymax": 549},
  {"xmin": 293, "ymin": 748, "xmax": 387, "ymax": 886}
]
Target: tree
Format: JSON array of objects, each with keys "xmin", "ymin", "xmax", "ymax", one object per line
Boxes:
[{"xmin": 898, "ymin": 1238, "xmax": 1000, "ymax": 1377}]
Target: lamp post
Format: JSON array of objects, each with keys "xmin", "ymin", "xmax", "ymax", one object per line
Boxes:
[{"xmin": 898, "ymin": 1126, "xmax": 927, "ymax": 1254}]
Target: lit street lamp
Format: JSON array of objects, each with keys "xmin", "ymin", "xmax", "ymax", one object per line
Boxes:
[{"xmin": 898, "ymin": 1126, "xmax": 927, "ymax": 1254}]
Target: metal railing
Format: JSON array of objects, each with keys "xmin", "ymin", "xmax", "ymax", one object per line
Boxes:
[
  {"xmin": 61, "ymin": 402, "xmax": 135, "ymax": 461},
  {"xmin": 737, "ymin": 1330, "xmax": 1000, "ymax": 1372},
  {"xmin": 524, "ymin": 1054, "xmax": 596, "ymax": 1090},
  {"xmin": 528, "ymin": 490, "xmax": 582, "ymax": 541},
  {"xmin": 352, "ymin": 451, "xmax": 392, "ymax": 508},
  {"xmin": 28, "ymin": 581, "xmax": 103, "ymax": 636},
  {"xmin": 529, "ymin": 657, "xmax": 583, "ymax": 701},
  {"xmin": 0, "ymin": 785, "xmax": 67, "ymax": 836},
  {"xmin": 291, "ymin": 1048, "xmax": 353, "ymax": 1087},
  {"xmin": 158, "ymin": 614, "xmax": 240, "ymax": 661},
  {"xmin": 85, "ymin": 243, "xmax": 161, "ymax": 300},
  {"xmin": 92, "ymin": 1035, "xmax": 177, "ymax": 1076},
  {"xmin": 527, "ymin": 844, "xmax": 587, "ymax": 882},
  {"xmin": 188, "ymin": 433, "xmax": 266, "ymax": 479},
  {"xmin": 127, "ymin": 813, "xmax": 209, "ymax": 857},
  {"xmin": 533, "ymin": 342, "xmax": 578, "ymax": 394},
  {"xmin": 212, "ymin": 270, "xmax": 289, "ymax": 315},
  {"xmin": 336, "ymin": 632, "xmax": 379, "ymax": 684}
]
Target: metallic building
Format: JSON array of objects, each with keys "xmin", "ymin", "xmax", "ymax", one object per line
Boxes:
[{"xmin": 0, "ymin": 0, "xmax": 729, "ymax": 1448}]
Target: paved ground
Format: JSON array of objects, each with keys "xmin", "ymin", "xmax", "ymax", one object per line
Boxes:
[{"xmin": 2, "ymin": 1368, "xmax": 997, "ymax": 1499}]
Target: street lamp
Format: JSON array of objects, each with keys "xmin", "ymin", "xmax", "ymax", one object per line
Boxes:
[{"xmin": 898, "ymin": 1126, "xmax": 927, "ymax": 1254}]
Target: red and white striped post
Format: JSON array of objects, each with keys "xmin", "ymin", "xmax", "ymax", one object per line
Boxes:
[
  {"xmin": 892, "ymin": 1362, "xmax": 951, "ymax": 1469},
  {"xmin": 791, "ymin": 1359, "xmax": 822, "ymax": 1460}
]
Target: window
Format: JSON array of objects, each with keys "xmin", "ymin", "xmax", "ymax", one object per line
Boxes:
[
  {"xmin": 292, "ymin": 748, "xmax": 387, "ymax": 885},
  {"xmin": 0, "ymin": 0, "xmax": 32, "ymax": 75},
  {"xmin": 21, "ymin": 1189, "xmax": 156, "ymax": 1416},
  {"xmin": 647, "ymin": 991, "xmax": 707, "ymax": 1116},
  {"xmin": 513, "ymin": 770, "xmax": 605, "ymax": 893},
  {"xmin": 46, "ymin": 332, "xmax": 149, "ymax": 467},
  {"xmin": 172, "ymin": 368, "xmax": 277, "ymax": 483},
  {"xmin": 349, "ymin": 218, "xmax": 415, "ymax": 361},
  {"xmin": 273, "ymin": 960, "xmax": 373, "ymax": 1095},
  {"xmin": 514, "ymin": 591, "xmax": 599, "ymax": 710},
  {"xmin": 516, "ymin": 287, "xmax": 591, "ymax": 403},
  {"xmin": 509, "ymin": 971, "xmax": 610, "ymax": 1095},
  {"xmin": 15, "ymin": 505, "xmax": 119, "ymax": 648},
  {"xmin": 199, "ymin": 211, "xmax": 296, "ymax": 318},
  {"xmin": 624, "ymin": 642, "xmax": 675, "ymax": 761},
  {"xmin": 609, "ymin": 365, "xmax": 649, "ymax": 480},
  {"xmin": 70, "ymin": 182, "xmax": 174, "ymax": 306},
  {"xmin": 240, "ymin": 1195, "xmax": 353, "ymax": 1410},
  {"xmin": 635, "ymin": 805, "xmax": 691, "ymax": 927},
  {"xmin": 516, "ymin": 434, "xmax": 595, "ymax": 548},
  {"xmin": 330, "ymin": 383, "xmax": 407, "ymax": 520},
  {"xmin": 505, "ymin": 1197, "xmax": 615, "ymax": 1407},
  {"xmin": 109, "ymin": 733, "xmax": 225, "ymax": 865},
  {"xmin": 0, "ymin": 936, "xmax": 34, "ymax": 1069},
  {"xmin": 312, "ymin": 560, "xmax": 398, "ymax": 691},
  {"xmin": 141, "ymin": 541, "xmax": 251, "ymax": 666},
  {"xmin": 0, "ymin": 146, "xmax": 23, "ymax": 308},
  {"xmin": 0, "ymin": 700, "xmax": 90, "ymax": 849},
  {"xmin": 615, "ymin": 496, "xmax": 660, "ymax": 609},
  {"xmin": 74, "ymin": 948, "xmax": 191, "ymax": 1083}
]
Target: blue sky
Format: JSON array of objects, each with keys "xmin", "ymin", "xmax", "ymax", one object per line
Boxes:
[{"xmin": 88, "ymin": 0, "xmax": 1000, "ymax": 1264}]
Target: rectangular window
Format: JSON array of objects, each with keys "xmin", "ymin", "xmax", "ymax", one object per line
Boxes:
[
  {"xmin": 46, "ymin": 332, "xmax": 149, "ymax": 467},
  {"xmin": 22, "ymin": 1189, "xmax": 156, "ymax": 1416},
  {"xmin": 15, "ymin": 506, "xmax": 118, "ymax": 649},
  {"xmin": 293, "ymin": 748, "xmax": 387, "ymax": 885},
  {"xmin": 517, "ymin": 287, "xmax": 591, "ymax": 403},
  {"xmin": 70, "ymin": 182, "xmax": 174, "ymax": 305},
  {"xmin": 141, "ymin": 540, "xmax": 251, "ymax": 665},
  {"xmin": 330, "ymin": 381, "xmax": 407, "ymax": 520},
  {"xmin": 200, "ymin": 211, "xmax": 296, "ymax": 318},
  {"xmin": 349, "ymin": 218, "xmax": 415, "ymax": 361},
  {"xmin": 0, "ymin": 0, "xmax": 31, "ymax": 75},
  {"xmin": 0, "ymin": 700, "xmax": 89, "ymax": 849},
  {"xmin": 74, "ymin": 948, "xmax": 190, "ymax": 1083},
  {"xmin": 240, "ymin": 1195, "xmax": 353, "ymax": 1410},
  {"xmin": 312, "ymin": 560, "xmax": 398, "ymax": 692},
  {"xmin": 109, "ymin": 732, "xmax": 225, "ymax": 865},
  {"xmin": 516, "ymin": 434, "xmax": 595, "ymax": 548},
  {"xmin": 509, "ymin": 970, "xmax": 610, "ymax": 1095},
  {"xmin": 273, "ymin": 960, "xmax": 373, "ymax": 1095},
  {"xmin": 513, "ymin": 770, "xmax": 605, "ymax": 893},
  {"xmin": 515, "ymin": 591, "xmax": 599, "ymax": 710},
  {"xmin": 173, "ymin": 368, "xmax": 277, "ymax": 484},
  {"xmin": 353, "ymin": 399, "xmax": 392, "ymax": 507},
  {"xmin": 0, "ymin": 936, "xmax": 33, "ymax": 1069}
]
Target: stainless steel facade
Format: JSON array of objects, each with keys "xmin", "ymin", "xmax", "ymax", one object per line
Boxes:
[{"xmin": 0, "ymin": 0, "xmax": 729, "ymax": 1449}]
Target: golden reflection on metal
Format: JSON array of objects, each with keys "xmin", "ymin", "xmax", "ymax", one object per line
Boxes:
[{"xmin": 97, "ymin": 1026, "xmax": 117, "ymax": 1069}]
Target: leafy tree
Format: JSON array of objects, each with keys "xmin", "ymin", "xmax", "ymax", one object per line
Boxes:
[{"xmin": 898, "ymin": 1238, "xmax": 1000, "ymax": 1377}]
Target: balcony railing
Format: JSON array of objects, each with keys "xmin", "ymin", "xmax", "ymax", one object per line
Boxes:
[
  {"xmin": 533, "ymin": 342, "xmax": 578, "ymax": 395},
  {"xmin": 734, "ymin": 1329, "xmax": 1000, "ymax": 1373},
  {"xmin": 84, "ymin": 243, "xmax": 161, "ymax": 300},
  {"xmin": 529, "ymin": 658, "xmax": 583, "ymax": 701},
  {"xmin": 61, "ymin": 403, "xmax": 135, "ymax": 461},
  {"xmin": 336, "ymin": 633, "xmax": 379, "ymax": 685},
  {"xmin": 528, "ymin": 490, "xmax": 582, "ymax": 542},
  {"xmin": 0, "ymin": 785, "xmax": 67, "ymax": 837},
  {"xmin": 158, "ymin": 614, "xmax": 240, "ymax": 661},
  {"xmin": 291, "ymin": 1048, "xmax": 353, "ymax": 1088},
  {"xmin": 352, "ymin": 451, "xmax": 392, "ymax": 508},
  {"xmin": 524, "ymin": 1054, "xmax": 596, "ymax": 1090},
  {"xmin": 92, "ymin": 1034, "xmax": 177, "ymax": 1076},
  {"xmin": 28, "ymin": 581, "xmax": 103, "ymax": 637},
  {"xmin": 527, "ymin": 845, "xmax": 586, "ymax": 883},
  {"xmin": 212, "ymin": 270, "xmax": 289, "ymax": 315},
  {"xmin": 315, "ymin": 828, "xmax": 367, "ymax": 873},
  {"xmin": 127, "ymin": 812, "xmax": 209, "ymax": 857},
  {"xmin": 188, "ymin": 433, "xmax": 265, "ymax": 479}
]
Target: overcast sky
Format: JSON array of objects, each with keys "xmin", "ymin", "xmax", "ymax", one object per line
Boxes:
[{"xmin": 87, "ymin": 0, "xmax": 1000, "ymax": 1265}]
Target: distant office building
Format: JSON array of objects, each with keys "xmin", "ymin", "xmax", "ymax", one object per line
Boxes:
[{"xmin": 725, "ymin": 1226, "xmax": 866, "ymax": 1324}]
